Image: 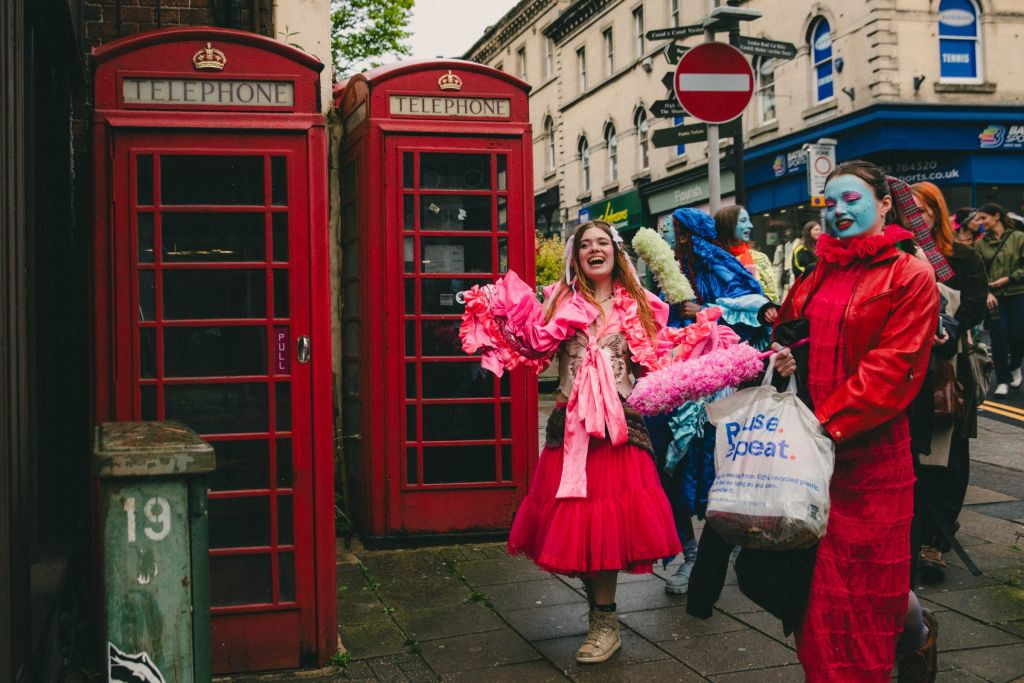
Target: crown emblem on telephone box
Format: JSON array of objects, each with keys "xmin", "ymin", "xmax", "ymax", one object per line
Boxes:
[
  {"xmin": 438, "ymin": 70, "xmax": 462, "ymax": 91},
  {"xmin": 193, "ymin": 43, "xmax": 227, "ymax": 71}
]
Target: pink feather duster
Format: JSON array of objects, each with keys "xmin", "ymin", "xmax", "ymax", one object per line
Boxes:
[{"xmin": 627, "ymin": 343, "xmax": 764, "ymax": 416}]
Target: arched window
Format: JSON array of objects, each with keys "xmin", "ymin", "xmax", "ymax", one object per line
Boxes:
[
  {"xmin": 938, "ymin": 0, "xmax": 982, "ymax": 83},
  {"xmin": 755, "ymin": 57, "xmax": 777, "ymax": 123},
  {"xmin": 544, "ymin": 117, "xmax": 556, "ymax": 171},
  {"xmin": 809, "ymin": 17, "xmax": 833, "ymax": 103},
  {"xmin": 634, "ymin": 108, "xmax": 649, "ymax": 170},
  {"xmin": 605, "ymin": 123, "xmax": 618, "ymax": 182},
  {"xmin": 578, "ymin": 136, "xmax": 591, "ymax": 193}
]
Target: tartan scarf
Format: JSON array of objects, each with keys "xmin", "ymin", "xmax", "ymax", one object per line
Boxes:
[{"xmin": 887, "ymin": 176, "xmax": 955, "ymax": 282}]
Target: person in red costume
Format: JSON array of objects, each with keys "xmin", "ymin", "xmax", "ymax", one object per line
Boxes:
[{"xmin": 772, "ymin": 160, "xmax": 941, "ymax": 682}]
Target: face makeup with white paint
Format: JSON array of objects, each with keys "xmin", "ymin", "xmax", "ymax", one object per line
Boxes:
[{"xmin": 823, "ymin": 175, "xmax": 891, "ymax": 238}]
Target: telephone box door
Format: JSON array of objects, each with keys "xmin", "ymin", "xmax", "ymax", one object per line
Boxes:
[
  {"xmin": 385, "ymin": 135, "xmax": 534, "ymax": 533},
  {"xmin": 110, "ymin": 130, "xmax": 317, "ymax": 671}
]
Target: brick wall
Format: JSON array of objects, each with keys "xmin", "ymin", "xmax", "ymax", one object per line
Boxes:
[
  {"xmin": 71, "ymin": 0, "xmax": 275, "ymax": 256},
  {"xmin": 82, "ymin": 0, "xmax": 274, "ymax": 50}
]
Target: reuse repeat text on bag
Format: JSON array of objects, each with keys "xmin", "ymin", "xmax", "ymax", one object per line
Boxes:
[{"xmin": 705, "ymin": 358, "xmax": 835, "ymax": 550}]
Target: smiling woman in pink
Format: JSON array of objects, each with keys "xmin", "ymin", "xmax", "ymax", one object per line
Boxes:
[
  {"xmin": 773, "ymin": 161, "xmax": 940, "ymax": 682},
  {"xmin": 460, "ymin": 220, "xmax": 682, "ymax": 665}
]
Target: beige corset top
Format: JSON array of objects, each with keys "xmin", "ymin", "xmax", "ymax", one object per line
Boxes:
[{"xmin": 556, "ymin": 330, "xmax": 635, "ymax": 399}]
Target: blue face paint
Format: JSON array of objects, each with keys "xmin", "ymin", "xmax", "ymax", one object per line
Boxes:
[
  {"xmin": 735, "ymin": 209, "xmax": 754, "ymax": 243},
  {"xmin": 659, "ymin": 220, "xmax": 676, "ymax": 248},
  {"xmin": 823, "ymin": 175, "xmax": 885, "ymax": 238}
]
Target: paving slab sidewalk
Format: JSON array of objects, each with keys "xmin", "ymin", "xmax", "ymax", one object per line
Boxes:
[
  {"xmin": 221, "ymin": 477, "xmax": 1024, "ymax": 683},
  {"xmin": 219, "ymin": 399, "xmax": 1023, "ymax": 682}
]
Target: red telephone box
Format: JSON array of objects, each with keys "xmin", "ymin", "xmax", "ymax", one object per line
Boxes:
[
  {"xmin": 92, "ymin": 28, "xmax": 335, "ymax": 672},
  {"xmin": 336, "ymin": 61, "xmax": 537, "ymax": 542}
]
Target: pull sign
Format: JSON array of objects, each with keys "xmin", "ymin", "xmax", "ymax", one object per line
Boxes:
[{"xmin": 274, "ymin": 326, "xmax": 291, "ymax": 374}]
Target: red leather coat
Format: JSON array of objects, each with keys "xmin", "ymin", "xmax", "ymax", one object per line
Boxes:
[{"xmin": 775, "ymin": 235, "xmax": 939, "ymax": 446}]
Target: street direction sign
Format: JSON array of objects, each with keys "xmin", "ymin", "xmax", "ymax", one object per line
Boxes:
[
  {"xmin": 661, "ymin": 71, "xmax": 675, "ymax": 91},
  {"xmin": 664, "ymin": 44, "xmax": 689, "ymax": 64},
  {"xmin": 651, "ymin": 120, "xmax": 741, "ymax": 148},
  {"xmin": 731, "ymin": 35, "xmax": 798, "ymax": 60},
  {"xmin": 646, "ymin": 25, "xmax": 705, "ymax": 41},
  {"xmin": 673, "ymin": 42, "xmax": 754, "ymax": 124},
  {"xmin": 650, "ymin": 99, "xmax": 687, "ymax": 118}
]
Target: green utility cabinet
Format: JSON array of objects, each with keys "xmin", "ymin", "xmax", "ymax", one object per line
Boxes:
[{"xmin": 94, "ymin": 421, "xmax": 216, "ymax": 683}]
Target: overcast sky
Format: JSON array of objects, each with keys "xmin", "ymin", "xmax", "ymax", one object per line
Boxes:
[{"xmin": 403, "ymin": 0, "xmax": 521, "ymax": 61}]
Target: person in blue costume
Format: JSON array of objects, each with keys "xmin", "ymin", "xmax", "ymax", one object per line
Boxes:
[
  {"xmin": 645, "ymin": 207, "xmax": 775, "ymax": 594},
  {"xmin": 671, "ymin": 207, "xmax": 774, "ymax": 348}
]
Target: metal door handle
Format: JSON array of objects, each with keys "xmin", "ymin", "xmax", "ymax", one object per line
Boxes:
[{"xmin": 297, "ymin": 336, "xmax": 311, "ymax": 363}]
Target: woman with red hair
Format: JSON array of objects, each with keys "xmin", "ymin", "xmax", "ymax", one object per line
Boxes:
[{"xmin": 908, "ymin": 181, "xmax": 988, "ymax": 583}]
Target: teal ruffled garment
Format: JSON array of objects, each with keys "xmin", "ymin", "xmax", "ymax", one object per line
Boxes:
[
  {"xmin": 664, "ymin": 387, "xmax": 733, "ymax": 475},
  {"xmin": 664, "ymin": 401, "xmax": 705, "ymax": 474},
  {"xmin": 710, "ymin": 294, "xmax": 769, "ymax": 330}
]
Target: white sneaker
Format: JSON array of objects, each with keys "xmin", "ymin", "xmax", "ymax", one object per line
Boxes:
[
  {"xmin": 1011, "ymin": 368, "xmax": 1022, "ymax": 389},
  {"xmin": 995, "ymin": 383, "xmax": 1009, "ymax": 396}
]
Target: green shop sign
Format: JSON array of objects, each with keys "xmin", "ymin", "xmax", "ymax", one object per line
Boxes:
[
  {"xmin": 647, "ymin": 171, "xmax": 735, "ymax": 215},
  {"xmin": 578, "ymin": 190, "xmax": 644, "ymax": 232}
]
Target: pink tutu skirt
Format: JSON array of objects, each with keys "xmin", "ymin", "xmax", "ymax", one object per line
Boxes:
[{"xmin": 507, "ymin": 437, "xmax": 681, "ymax": 577}]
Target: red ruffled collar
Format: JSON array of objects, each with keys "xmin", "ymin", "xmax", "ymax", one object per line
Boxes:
[
  {"xmin": 727, "ymin": 242, "xmax": 754, "ymax": 265},
  {"xmin": 816, "ymin": 225, "xmax": 913, "ymax": 266}
]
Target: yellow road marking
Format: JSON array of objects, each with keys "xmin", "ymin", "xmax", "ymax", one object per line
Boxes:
[
  {"xmin": 981, "ymin": 400, "xmax": 1024, "ymax": 417},
  {"xmin": 979, "ymin": 403, "xmax": 1024, "ymax": 422}
]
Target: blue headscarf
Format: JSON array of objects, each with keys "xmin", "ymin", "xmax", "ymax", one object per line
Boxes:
[{"xmin": 671, "ymin": 207, "xmax": 765, "ymax": 302}]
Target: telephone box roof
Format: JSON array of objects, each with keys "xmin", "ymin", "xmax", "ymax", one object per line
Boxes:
[
  {"xmin": 92, "ymin": 26, "xmax": 324, "ymax": 72},
  {"xmin": 333, "ymin": 59, "xmax": 529, "ymax": 108}
]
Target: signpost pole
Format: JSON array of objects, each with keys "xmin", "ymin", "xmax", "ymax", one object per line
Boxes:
[
  {"xmin": 734, "ymin": 114, "xmax": 746, "ymax": 206},
  {"xmin": 705, "ymin": 19, "xmax": 721, "ymax": 214}
]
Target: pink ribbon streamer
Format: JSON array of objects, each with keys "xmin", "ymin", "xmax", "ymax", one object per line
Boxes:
[{"xmin": 558, "ymin": 336, "xmax": 628, "ymax": 499}]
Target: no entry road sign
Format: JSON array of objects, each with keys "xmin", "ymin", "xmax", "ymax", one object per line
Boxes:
[{"xmin": 673, "ymin": 42, "xmax": 754, "ymax": 124}]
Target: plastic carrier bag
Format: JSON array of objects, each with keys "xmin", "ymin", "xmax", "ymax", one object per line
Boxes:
[{"xmin": 704, "ymin": 358, "xmax": 835, "ymax": 549}]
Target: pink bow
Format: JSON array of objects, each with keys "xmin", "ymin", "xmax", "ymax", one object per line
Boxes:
[{"xmin": 558, "ymin": 336, "xmax": 628, "ymax": 498}]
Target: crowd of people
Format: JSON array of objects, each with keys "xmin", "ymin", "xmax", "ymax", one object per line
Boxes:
[{"xmin": 459, "ymin": 159, "xmax": 1023, "ymax": 682}]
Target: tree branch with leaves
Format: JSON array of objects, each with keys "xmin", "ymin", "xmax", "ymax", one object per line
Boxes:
[{"xmin": 331, "ymin": 0, "xmax": 415, "ymax": 79}]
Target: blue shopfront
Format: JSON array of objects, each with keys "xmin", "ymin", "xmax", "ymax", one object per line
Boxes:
[{"xmin": 745, "ymin": 104, "xmax": 1024, "ymax": 243}]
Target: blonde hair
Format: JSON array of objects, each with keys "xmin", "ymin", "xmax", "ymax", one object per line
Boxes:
[{"xmin": 544, "ymin": 221, "xmax": 658, "ymax": 341}]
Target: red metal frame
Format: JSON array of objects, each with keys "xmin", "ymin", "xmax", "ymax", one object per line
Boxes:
[
  {"xmin": 92, "ymin": 28, "xmax": 334, "ymax": 673},
  {"xmin": 336, "ymin": 61, "xmax": 536, "ymax": 541}
]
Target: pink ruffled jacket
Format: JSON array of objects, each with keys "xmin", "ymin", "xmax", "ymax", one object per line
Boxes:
[{"xmin": 460, "ymin": 271, "xmax": 687, "ymax": 498}]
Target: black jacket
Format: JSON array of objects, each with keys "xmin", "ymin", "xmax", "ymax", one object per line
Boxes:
[{"xmin": 909, "ymin": 242, "xmax": 988, "ymax": 454}]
